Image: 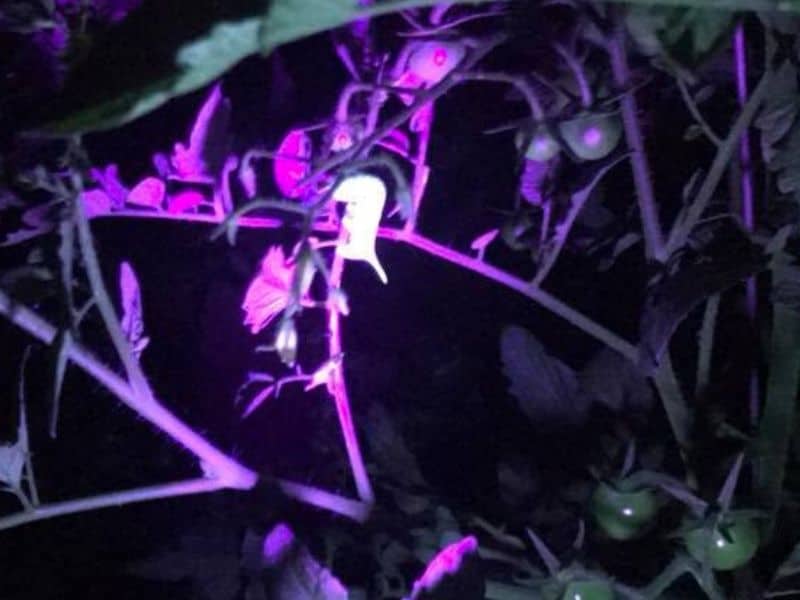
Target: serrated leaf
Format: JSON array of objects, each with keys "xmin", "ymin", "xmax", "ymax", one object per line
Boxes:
[{"xmin": 500, "ymin": 325, "xmax": 589, "ymax": 427}]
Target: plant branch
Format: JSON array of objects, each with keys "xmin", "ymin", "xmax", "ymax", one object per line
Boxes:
[
  {"xmin": 379, "ymin": 228, "xmax": 639, "ymax": 362},
  {"xmin": 664, "ymin": 70, "xmax": 771, "ymax": 257},
  {"xmin": 326, "ymin": 251, "xmax": 374, "ymax": 503},
  {"xmin": 19, "ymin": 346, "xmax": 39, "ymax": 507},
  {"xmin": 676, "ymin": 76, "xmax": 722, "ymax": 146},
  {"xmin": 74, "ymin": 195, "xmax": 155, "ymax": 401},
  {"xmin": 0, "ymin": 477, "xmax": 224, "ymax": 531},
  {"xmin": 607, "ymin": 12, "xmax": 665, "ymax": 262}
]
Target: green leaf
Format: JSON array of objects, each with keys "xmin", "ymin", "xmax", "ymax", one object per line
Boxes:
[
  {"xmin": 752, "ymin": 262, "xmax": 800, "ymax": 536},
  {"xmin": 40, "ymin": 0, "xmax": 493, "ymax": 134},
  {"xmin": 626, "ymin": 5, "xmax": 735, "ymax": 64}
]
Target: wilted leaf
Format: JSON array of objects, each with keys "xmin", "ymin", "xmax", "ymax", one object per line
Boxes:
[{"xmin": 500, "ymin": 325, "xmax": 589, "ymax": 426}]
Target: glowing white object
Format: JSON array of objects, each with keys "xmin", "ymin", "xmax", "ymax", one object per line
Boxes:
[{"xmin": 333, "ymin": 175, "xmax": 388, "ymax": 284}]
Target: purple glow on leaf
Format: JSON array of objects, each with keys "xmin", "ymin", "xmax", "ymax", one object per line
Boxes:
[
  {"xmin": 167, "ymin": 189, "xmax": 205, "ymax": 214},
  {"xmin": 241, "ymin": 246, "xmax": 295, "ymax": 334},
  {"xmin": 520, "ymin": 159, "xmax": 549, "ymax": 206},
  {"xmin": 239, "ymin": 161, "xmax": 258, "ymax": 199},
  {"xmin": 81, "ymin": 189, "xmax": 112, "ymax": 218},
  {"xmin": 408, "ymin": 535, "xmax": 478, "ymax": 599},
  {"xmin": 262, "ymin": 522, "xmax": 296, "ymax": 566},
  {"xmin": 273, "ymin": 129, "xmax": 312, "ymax": 198},
  {"xmin": 127, "ymin": 177, "xmax": 165, "ymax": 209},
  {"xmin": 90, "ymin": 164, "xmax": 128, "ymax": 208},
  {"xmin": 333, "ymin": 175, "xmax": 388, "ymax": 283}
]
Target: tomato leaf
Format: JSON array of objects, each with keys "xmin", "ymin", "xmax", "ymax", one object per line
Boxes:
[{"xmin": 500, "ymin": 325, "xmax": 590, "ymax": 427}]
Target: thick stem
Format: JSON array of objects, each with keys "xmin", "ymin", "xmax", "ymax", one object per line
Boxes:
[
  {"xmin": 607, "ymin": 14, "xmax": 665, "ymax": 262},
  {"xmin": 326, "ymin": 253, "xmax": 375, "ymax": 503}
]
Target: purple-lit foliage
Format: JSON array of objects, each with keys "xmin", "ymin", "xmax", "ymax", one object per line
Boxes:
[{"xmin": 2, "ymin": 2, "xmax": 800, "ymax": 598}]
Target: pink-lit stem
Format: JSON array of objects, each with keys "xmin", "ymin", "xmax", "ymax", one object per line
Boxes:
[
  {"xmin": 406, "ymin": 104, "xmax": 434, "ymax": 233},
  {"xmin": 327, "ymin": 252, "xmax": 375, "ymax": 503},
  {"xmin": 734, "ymin": 24, "xmax": 759, "ymax": 425},
  {"xmin": 379, "ymin": 228, "xmax": 638, "ymax": 362},
  {"xmin": 0, "ymin": 478, "xmax": 225, "ymax": 531}
]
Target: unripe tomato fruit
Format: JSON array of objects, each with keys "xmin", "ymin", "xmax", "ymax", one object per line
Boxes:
[
  {"xmin": 683, "ymin": 515, "xmax": 759, "ymax": 571},
  {"xmin": 558, "ymin": 113, "xmax": 622, "ymax": 161},
  {"xmin": 591, "ymin": 482, "xmax": 658, "ymax": 541},
  {"xmin": 521, "ymin": 127, "xmax": 560, "ymax": 162},
  {"xmin": 562, "ymin": 580, "xmax": 615, "ymax": 600}
]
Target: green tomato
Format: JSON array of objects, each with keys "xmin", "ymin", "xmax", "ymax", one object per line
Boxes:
[
  {"xmin": 558, "ymin": 113, "xmax": 622, "ymax": 161},
  {"xmin": 683, "ymin": 515, "xmax": 759, "ymax": 571},
  {"xmin": 562, "ymin": 580, "xmax": 615, "ymax": 600},
  {"xmin": 524, "ymin": 127, "xmax": 560, "ymax": 162},
  {"xmin": 591, "ymin": 482, "xmax": 658, "ymax": 541}
]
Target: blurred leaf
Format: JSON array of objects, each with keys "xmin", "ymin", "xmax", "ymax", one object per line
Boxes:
[
  {"xmin": 769, "ymin": 538, "xmax": 800, "ymax": 597},
  {"xmin": 626, "ymin": 5, "xmax": 735, "ymax": 63},
  {"xmin": 127, "ymin": 528, "xmax": 241, "ymax": 600},
  {"xmin": 365, "ymin": 404, "xmax": 426, "ymax": 487},
  {"xmin": 579, "ymin": 348, "xmax": 655, "ymax": 412},
  {"xmin": 500, "ymin": 325, "xmax": 590, "ymax": 427},
  {"xmin": 752, "ymin": 261, "xmax": 800, "ymax": 534},
  {"xmin": 267, "ymin": 542, "xmax": 349, "ymax": 600}
]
